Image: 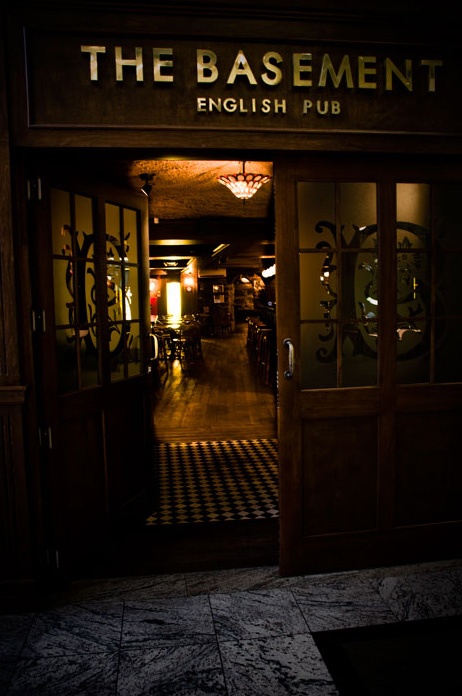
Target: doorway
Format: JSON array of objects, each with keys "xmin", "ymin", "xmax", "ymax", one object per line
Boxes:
[
  {"xmin": 64, "ymin": 156, "xmax": 279, "ymax": 575},
  {"xmin": 138, "ymin": 157, "xmax": 280, "ymax": 568}
]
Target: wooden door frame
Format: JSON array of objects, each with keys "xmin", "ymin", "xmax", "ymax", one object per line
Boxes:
[{"xmin": 273, "ymin": 158, "xmax": 301, "ymax": 572}]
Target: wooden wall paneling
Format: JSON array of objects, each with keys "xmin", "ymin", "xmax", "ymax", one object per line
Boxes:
[
  {"xmin": 0, "ymin": 22, "xmax": 20, "ymax": 382},
  {"xmin": 5, "ymin": 4, "xmax": 462, "ymax": 155},
  {"xmin": 0, "ymin": 392, "xmax": 33, "ymax": 579},
  {"xmin": 0, "ymin": 19, "xmax": 38, "ymax": 584}
]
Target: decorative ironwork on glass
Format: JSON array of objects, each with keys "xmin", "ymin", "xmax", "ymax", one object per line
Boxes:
[
  {"xmin": 396, "ymin": 222, "xmax": 427, "ymax": 353},
  {"xmin": 106, "ymin": 231, "xmax": 133, "ymax": 357},
  {"xmin": 59, "ymin": 221, "xmax": 97, "ymax": 351},
  {"xmin": 298, "ymin": 180, "xmax": 379, "ymax": 388},
  {"xmin": 320, "ymin": 252, "xmax": 337, "ymax": 296}
]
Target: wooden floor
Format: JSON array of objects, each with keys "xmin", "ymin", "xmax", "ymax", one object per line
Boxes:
[
  {"xmin": 152, "ymin": 321, "xmax": 277, "ymax": 443},
  {"xmin": 100, "ymin": 322, "xmax": 280, "ymax": 578}
]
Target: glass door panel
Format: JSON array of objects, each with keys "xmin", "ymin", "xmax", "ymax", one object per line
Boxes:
[
  {"xmin": 105, "ymin": 202, "xmax": 141, "ymax": 381},
  {"xmin": 298, "ymin": 181, "xmax": 378, "ymax": 388},
  {"xmin": 395, "ymin": 184, "xmax": 430, "ymax": 383},
  {"xmin": 51, "ymin": 189, "xmax": 99, "ymax": 393},
  {"xmin": 396, "ymin": 182, "xmax": 462, "ymax": 384}
]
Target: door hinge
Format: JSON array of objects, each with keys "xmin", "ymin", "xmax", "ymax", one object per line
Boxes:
[
  {"xmin": 31, "ymin": 308, "xmax": 46, "ymax": 333},
  {"xmin": 39, "ymin": 425, "xmax": 53, "ymax": 449},
  {"xmin": 27, "ymin": 177, "xmax": 42, "ymax": 202},
  {"xmin": 46, "ymin": 549, "xmax": 60, "ymax": 571}
]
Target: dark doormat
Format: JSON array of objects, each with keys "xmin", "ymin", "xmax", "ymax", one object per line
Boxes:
[{"xmin": 312, "ymin": 614, "xmax": 462, "ymax": 696}]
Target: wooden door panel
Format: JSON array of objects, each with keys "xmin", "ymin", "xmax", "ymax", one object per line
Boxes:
[
  {"xmin": 53, "ymin": 392, "xmax": 107, "ymax": 571},
  {"xmin": 104, "ymin": 376, "xmax": 153, "ymax": 518},
  {"xmin": 300, "ymin": 388, "xmax": 379, "ymax": 419},
  {"xmin": 395, "ymin": 409, "xmax": 462, "ymax": 526},
  {"xmin": 302, "ymin": 416, "xmax": 378, "ymax": 536}
]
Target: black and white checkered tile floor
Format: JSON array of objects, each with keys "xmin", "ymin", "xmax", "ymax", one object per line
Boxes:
[{"xmin": 146, "ymin": 438, "xmax": 279, "ymax": 525}]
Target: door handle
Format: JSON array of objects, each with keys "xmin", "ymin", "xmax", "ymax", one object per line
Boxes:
[
  {"xmin": 149, "ymin": 333, "xmax": 159, "ymax": 360},
  {"xmin": 283, "ymin": 338, "xmax": 294, "ymax": 379}
]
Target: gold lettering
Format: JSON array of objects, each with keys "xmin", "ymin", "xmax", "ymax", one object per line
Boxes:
[
  {"xmin": 197, "ymin": 97, "xmax": 284, "ymax": 113},
  {"xmin": 153, "ymin": 48, "xmax": 173, "ymax": 83},
  {"xmin": 385, "ymin": 58, "xmax": 412, "ymax": 91},
  {"xmin": 80, "ymin": 45, "xmax": 444, "ymax": 98},
  {"xmin": 197, "ymin": 50, "xmax": 218, "ymax": 83},
  {"xmin": 115, "ymin": 46, "xmax": 144, "ymax": 81},
  {"xmin": 293, "ymin": 53, "xmax": 312, "ymax": 87},
  {"xmin": 319, "ymin": 55, "xmax": 354, "ymax": 88},
  {"xmin": 357, "ymin": 56, "xmax": 377, "ymax": 89},
  {"xmin": 227, "ymin": 50, "xmax": 257, "ymax": 85},
  {"xmin": 81, "ymin": 45, "xmax": 106, "ymax": 81},
  {"xmin": 223, "ymin": 98, "xmax": 238, "ymax": 112},
  {"xmin": 420, "ymin": 59, "xmax": 443, "ymax": 92},
  {"xmin": 261, "ymin": 52, "xmax": 283, "ymax": 86},
  {"xmin": 274, "ymin": 99, "xmax": 286, "ymax": 113}
]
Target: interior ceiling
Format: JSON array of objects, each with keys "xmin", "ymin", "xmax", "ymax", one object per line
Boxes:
[{"xmin": 123, "ymin": 159, "xmax": 275, "ymax": 275}]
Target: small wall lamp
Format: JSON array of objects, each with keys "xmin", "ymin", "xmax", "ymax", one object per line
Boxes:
[
  {"xmin": 140, "ymin": 173, "xmax": 155, "ymax": 196},
  {"xmin": 183, "ymin": 274, "xmax": 195, "ymax": 292}
]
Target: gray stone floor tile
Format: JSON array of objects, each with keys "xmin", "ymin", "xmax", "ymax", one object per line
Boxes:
[
  {"xmin": 122, "ymin": 595, "xmax": 216, "ymax": 648},
  {"xmin": 0, "ymin": 662, "xmax": 17, "ymax": 696},
  {"xmin": 370, "ymin": 565, "xmax": 462, "ymax": 621},
  {"xmin": 185, "ymin": 565, "xmax": 288, "ymax": 595},
  {"xmin": 21, "ymin": 601, "xmax": 123, "ymax": 657},
  {"xmin": 118, "ymin": 643, "xmax": 227, "ymax": 695},
  {"xmin": 292, "ymin": 575, "xmax": 398, "ymax": 631},
  {"xmin": 220, "ymin": 633, "xmax": 339, "ymax": 696},
  {"xmin": 0, "ymin": 614, "xmax": 34, "ymax": 657},
  {"xmin": 5, "ymin": 651, "xmax": 118, "ymax": 696},
  {"xmin": 211, "ymin": 589, "xmax": 308, "ymax": 640},
  {"xmin": 53, "ymin": 573, "xmax": 188, "ymax": 605}
]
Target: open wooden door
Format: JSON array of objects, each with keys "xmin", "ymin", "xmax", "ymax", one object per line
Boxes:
[
  {"xmin": 28, "ymin": 164, "xmax": 152, "ymax": 577},
  {"xmin": 275, "ymin": 156, "xmax": 462, "ymax": 577}
]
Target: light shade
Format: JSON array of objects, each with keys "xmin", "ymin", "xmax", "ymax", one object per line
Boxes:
[
  {"xmin": 217, "ymin": 162, "xmax": 271, "ymax": 200},
  {"xmin": 140, "ymin": 172, "xmax": 154, "ymax": 196}
]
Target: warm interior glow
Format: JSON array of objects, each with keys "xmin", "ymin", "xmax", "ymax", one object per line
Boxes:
[
  {"xmin": 183, "ymin": 274, "xmax": 195, "ymax": 291},
  {"xmin": 149, "ymin": 278, "xmax": 159, "ymax": 320},
  {"xmin": 167, "ymin": 281, "xmax": 181, "ymax": 320},
  {"xmin": 262, "ymin": 264, "xmax": 276, "ymax": 278}
]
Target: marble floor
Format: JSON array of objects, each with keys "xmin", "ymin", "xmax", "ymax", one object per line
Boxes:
[{"xmin": 1, "ymin": 558, "xmax": 461, "ymax": 696}]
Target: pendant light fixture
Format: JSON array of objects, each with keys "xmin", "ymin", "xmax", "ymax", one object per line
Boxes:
[{"xmin": 217, "ymin": 161, "xmax": 271, "ymax": 201}]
